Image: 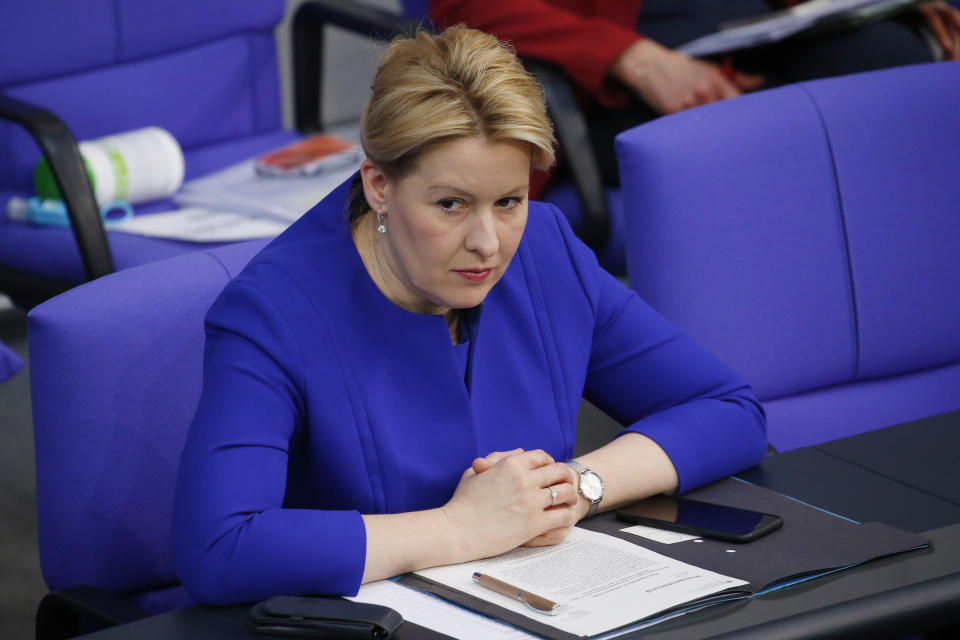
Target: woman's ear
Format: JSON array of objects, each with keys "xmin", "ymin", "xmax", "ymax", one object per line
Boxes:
[{"xmin": 360, "ymin": 158, "xmax": 390, "ymax": 213}]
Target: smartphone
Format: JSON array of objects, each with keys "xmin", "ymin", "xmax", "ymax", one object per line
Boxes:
[{"xmin": 616, "ymin": 495, "xmax": 782, "ymax": 543}]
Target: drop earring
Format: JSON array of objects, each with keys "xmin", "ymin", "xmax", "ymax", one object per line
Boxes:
[{"xmin": 376, "ymin": 207, "xmax": 387, "ymax": 234}]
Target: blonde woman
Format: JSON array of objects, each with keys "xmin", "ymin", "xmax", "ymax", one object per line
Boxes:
[{"xmin": 173, "ymin": 26, "xmax": 766, "ymax": 604}]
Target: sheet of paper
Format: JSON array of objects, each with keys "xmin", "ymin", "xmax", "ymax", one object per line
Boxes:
[
  {"xmin": 110, "ymin": 207, "xmax": 290, "ymax": 242},
  {"xmin": 678, "ymin": 0, "xmax": 917, "ymax": 56},
  {"xmin": 415, "ymin": 527, "xmax": 747, "ymax": 638},
  {"xmin": 349, "ymin": 580, "xmax": 537, "ymax": 640},
  {"xmin": 175, "ymin": 158, "xmax": 360, "ymax": 222},
  {"xmin": 620, "ymin": 524, "xmax": 700, "ymax": 545}
]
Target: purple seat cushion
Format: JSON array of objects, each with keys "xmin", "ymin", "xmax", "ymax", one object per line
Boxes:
[
  {"xmin": 29, "ymin": 240, "xmax": 264, "ymax": 596},
  {"xmin": 765, "ymin": 361, "xmax": 960, "ymax": 451},
  {"xmin": 617, "ymin": 62, "xmax": 960, "ymax": 450}
]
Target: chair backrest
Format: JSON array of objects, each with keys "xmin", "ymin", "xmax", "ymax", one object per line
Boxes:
[
  {"xmin": 28, "ymin": 239, "xmax": 265, "ymax": 609},
  {"xmin": 616, "ymin": 61, "xmax": 960, "ymax": 451},
  {"xmin": 398, "ymin": 0, "xmax": 430, "ymax": 19},
  {"xmin": 0, "ymin": 0, "xmax": 285, "ymax": 195}
]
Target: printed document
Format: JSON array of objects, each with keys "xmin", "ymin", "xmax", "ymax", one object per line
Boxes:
[
  {"xmin": 678, "ymin": 0, "xmax": 919, "ymax": 57},
  {"xmin": 350, "ymin": 580, "xmax": 538, "ymax": 640},
  {"xmin": 415, "ymin": 527, "xmax": 747, "ymax": 638}
]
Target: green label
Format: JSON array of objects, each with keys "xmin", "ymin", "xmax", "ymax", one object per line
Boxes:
[{"xmin": 108, "ymin": 150, "xmax": 128, "ymax": 200}]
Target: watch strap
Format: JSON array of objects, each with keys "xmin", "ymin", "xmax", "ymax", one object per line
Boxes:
[{"xmin": 565, "ymin": 460, "xmax": 602, "ymax": 517}]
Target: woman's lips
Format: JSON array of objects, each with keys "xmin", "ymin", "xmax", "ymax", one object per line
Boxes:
[{"xmin": 454, "ymin": 269, "xmax": 493, "ymax": 282}]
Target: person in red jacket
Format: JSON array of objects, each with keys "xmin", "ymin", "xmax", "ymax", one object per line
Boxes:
[{"xmin": 431, "ymin": 0, "xmax": 960, "ymax": 185}]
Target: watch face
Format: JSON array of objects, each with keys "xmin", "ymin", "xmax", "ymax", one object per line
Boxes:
[{"xmin": 580, "ymin": 471, "xmax": 603, "ymax": 502}]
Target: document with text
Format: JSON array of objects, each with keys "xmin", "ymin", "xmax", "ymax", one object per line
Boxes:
[{"xmin": 412, "ymin": 527, "xmax": 748, "ymax": 638}]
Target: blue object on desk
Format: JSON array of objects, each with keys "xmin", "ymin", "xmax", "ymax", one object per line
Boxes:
[{"xmin": 24, "ymin": 198, "xmax": 134, "ymax": 228}]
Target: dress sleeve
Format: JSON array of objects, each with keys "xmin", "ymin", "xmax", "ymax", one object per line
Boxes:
[
  {"xmin": 551, "ymin": 209, "xmax": 768, "ymax": 493},
  {"xmin": 172, "ymin": 265, "xmax": 366, "ymax": 604},
  {"xmin": 430, "ymin": 0, "xmax": 640, "ymax": 106}
]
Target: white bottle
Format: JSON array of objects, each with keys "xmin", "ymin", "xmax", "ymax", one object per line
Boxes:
[{"xmin": 34, "ymin": 126, "xmax": 185, "ymax": 207}]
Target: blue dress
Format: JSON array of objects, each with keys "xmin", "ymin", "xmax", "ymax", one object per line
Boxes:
[{"xmin": 172, "ymin": 176, "xmax": 767, "ymax": 604}]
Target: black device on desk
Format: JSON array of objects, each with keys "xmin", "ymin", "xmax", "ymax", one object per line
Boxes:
[{"xmin": 616, "ymin": 495, "xmax": 783, "ymax": 543}]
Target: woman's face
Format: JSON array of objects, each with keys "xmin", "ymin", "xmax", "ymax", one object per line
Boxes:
[{"xmin": 363, "ymin": 136, "xmax": 531, "ymax": 316}]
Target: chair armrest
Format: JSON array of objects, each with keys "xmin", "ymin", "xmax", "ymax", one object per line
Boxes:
[
  {"xmin": 35, "ymin": 586, "xmax": 148, "ymax": 640},
  {"xmin": 0, "ymin": 93, "xmax": 115, "ymax": 282},
  {"xmin": 525, "ymin": 60, "xmax": 610, "ymax": 249},
  {"xmin": 292, "ymin": 0, "xmax": 429, "ymax": 133}
]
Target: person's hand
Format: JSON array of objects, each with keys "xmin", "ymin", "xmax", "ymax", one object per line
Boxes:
[
  {"xmin": 916, "ymin": 1, "xmax": 960, "ymax": 60},
  {"xmin": 441, "ymin": 449, "xmax": 578, "ymax": 560},
  {"xmin": 471, "ymin": 449, "xmax": 582, "ymax": 548},
  {"xmin": 609, "ymin": 39, "xmax": 764, "ymax": 114}
]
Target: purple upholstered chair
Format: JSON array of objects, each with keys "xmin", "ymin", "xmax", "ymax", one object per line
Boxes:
[
  {"xmin": 0, "ymin": 0, "xmax": 298, "ymax": 305},
  {"xmin": 616, "ymin": 61, "xmax": 960, "ymax": 452},
  {"xmin": 29, "ymin": 239, "xmax": 264, "ymax": 638}
]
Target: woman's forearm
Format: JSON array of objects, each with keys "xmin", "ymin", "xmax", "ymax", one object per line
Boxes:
[
  {"xmin": 361, "ymin": 508, "xmax": 463, "ymax": 583},
  {"xmin": 571, "ymin": 432, "xmax": 679, "ymax": 520}
]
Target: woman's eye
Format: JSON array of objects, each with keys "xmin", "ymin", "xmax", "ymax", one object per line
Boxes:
[
  {"xmin": 438, "ymin": 199, "xmax": 463, "ymax": 213},
  {"xmin": 497, "ymin": 197, "xmax": 523, "ymax": 209}
]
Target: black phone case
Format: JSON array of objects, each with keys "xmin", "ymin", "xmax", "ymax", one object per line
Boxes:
[
  {"xmin": 249, "ymin": 595, "xmax": 403, "ymax": 639},
  {"xmin": 616, "ymin": 504, "xmax": 783, "ymax": 543}
]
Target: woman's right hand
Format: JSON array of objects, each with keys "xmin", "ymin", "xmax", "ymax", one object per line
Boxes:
[{"xmin": 440, "ymin": 449, "xmax": 578, "ymax": 561}]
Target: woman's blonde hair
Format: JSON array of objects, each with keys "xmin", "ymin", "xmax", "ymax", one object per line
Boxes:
[{"xmin": 349, "ymin": 26, "xmax": 556, "ymax": 221}]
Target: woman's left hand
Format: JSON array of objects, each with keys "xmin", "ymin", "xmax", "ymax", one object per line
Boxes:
[
  {"xmin": 917, "ymin": 1, "xmax": 960, "ymax": 60},
  {"xmin": 472, "ymin": 449, "xmax": 582, "ymax": 547}
]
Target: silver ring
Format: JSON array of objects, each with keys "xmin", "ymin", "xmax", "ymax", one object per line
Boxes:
[{"xmin": 548, "ymin": 486, "xmax": 558, "ymax": 507}]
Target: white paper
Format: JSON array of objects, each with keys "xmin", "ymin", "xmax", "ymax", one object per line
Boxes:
[
  {"xmin": 110, "ymin": 207, "xmax": 290, "ymax": 242},
  {"xmin": 175, "ymin": 157, "xmax": 361, "ymax": 222},
  {"xmin": 620, "ymin": 525, "xmax": 700, "ymax": 545},
  {"xmin": 415, "ymin": 528, "xmax": 747, "ymax": 638},
  {"xmin": 678, "ymin": 0, "xmax": 917, "ymax": 56},
  {"xmin": 349, "ymin": 580, "xmax": 537, "ymax": 640}
]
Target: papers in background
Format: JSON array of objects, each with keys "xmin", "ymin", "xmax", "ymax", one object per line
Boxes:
[
  {"xmin": 415, "ymin": 527, "xmax": 747, "ymax": 638},
  {"xmin": 111, "ymin": 152, "xmax": 362, "ymax": 242},
  {"xmin": 175, "ymin": 157, "xmax": 360, "ymax": 223},
  {"xmin": 677, "ymin": 0, "xmax": 919, "ymax": 57},
  {"xmin": 350, "ymin": 580, "xmax": 538, "ymax": 640},
  {"xmin": 110, "ymin": 207, "xmax": 290, "ymax": 242}
]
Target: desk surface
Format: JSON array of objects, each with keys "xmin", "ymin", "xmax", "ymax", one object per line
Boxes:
[
  {"xmin": 79, "ymin": 413, "xmax": 960, "ymax": 640},
  {"xmin": 816, "ymin": 409, "xmax": 960, "ymax": 507}
]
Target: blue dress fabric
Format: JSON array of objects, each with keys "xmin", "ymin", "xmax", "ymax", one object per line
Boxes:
[{"xmin": 172, "ymin": 176, "xmax": 767, "ymax": 604}]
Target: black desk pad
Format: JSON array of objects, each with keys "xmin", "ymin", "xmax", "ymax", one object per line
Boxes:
[
  {"xmin": 737, "ymin": 447, "xmax": 960, "ymax": 533},
  {"xmin": 581, "ymin": 478, "xmax": 928, "ymax": 594},
  {"xmin": 816, "ymin": 409, "xmax": 960, "ymax": 506}
]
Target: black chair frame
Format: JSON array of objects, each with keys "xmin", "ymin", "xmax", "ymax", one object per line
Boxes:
[{"xmin": 0, "ymin": 94, "xmax": 113, "ymax": 306}]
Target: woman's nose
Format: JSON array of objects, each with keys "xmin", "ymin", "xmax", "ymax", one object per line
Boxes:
[{"xmin": 464, "ymin": 211, "xmax": 499, "ymax": 257}]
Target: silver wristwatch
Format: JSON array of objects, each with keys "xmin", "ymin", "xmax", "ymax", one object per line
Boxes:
[{"xmin": 566, "ymin": 460, "xmax": 603, "ymax": 517}]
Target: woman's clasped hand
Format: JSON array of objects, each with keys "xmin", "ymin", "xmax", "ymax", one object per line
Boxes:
[{"xmin": 443, "ymin": 448, "xmax": 580, "ymax": 559}]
